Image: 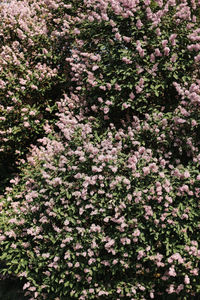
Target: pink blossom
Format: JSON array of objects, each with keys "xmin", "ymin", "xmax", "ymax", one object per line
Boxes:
[
  {"xmin": 133, "ymin": 229, "xmax": 140, "ymax": 237},
  {"xmin": 115, "ymin": 32, "xmax": 122, "ymax": 41},
  {"xmin": 190, "ymin": 268, "xmax": 198, "ymax": 275},
  {"xmin": 136, "ymin": 19, "xmax": 143, "ymax": 29},
  {"xmin": 23, "ymin": 122, "xmax": 30, "ymax": 128},
  {"xmin": 143, "ymin": 166, "xmax": 150, "ymax": 175},
  {"xmin": 167, "ymin": 284, "xmax": 175, "ymax": 294},
  {"xmin": 123, "ymin": 36, "xmax": 131, "ymax": 43},
  {"xmin": 164, "ymin": 47, "xmax": 170, "ymax": 56},
  {"xmin": 162, "ymin": 40, "xmax": 168, "ymax": 48},
  {"xmin": 168, "ymin": 266, "xmax": 176, "ymax": 277},
  {"xmin": 129, "ymin": 92, "xmax": 135, "ymax": 99},
  {"xmin": 154, "ymin": 48, "xmax": 162, "ymax": 56},
  {"xmin": 137, "ymin": 250, "xmax": 145, "ymax": 260},
  {"xmin": 123, "ymin": 178, "xmax": 130, "ymax": 185},
  {"xmin": 184, "ymin": 275, "xmax": 190, "ymax": 284},
  {"xmin": 103, "ymin": 107, "xmax": 109, "ymax": 114},
  {"xmin": 114, "ymin": 83, "xmax": 121, "ymax": 91},
  {"xmin": 150, "ymin": 292, "xmax": 154, "ymax": 298},
  {"xmin": 23, "ymin": 282, "xmax": 30, "ymax": 290},
  {"xmin": 92, "ymin": 65, "xmax": 99, "ymax": 71}
]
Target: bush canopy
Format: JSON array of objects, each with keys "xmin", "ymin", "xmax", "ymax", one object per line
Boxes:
[{"xmin": 0, "ymin": 0, "xmax": 200, "ymax": 299}]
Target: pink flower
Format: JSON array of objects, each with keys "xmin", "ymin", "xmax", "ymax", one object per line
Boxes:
[
  {"xmin": 137, "ymin": 250, "xmax": 145, "ymax": 260},
  {"xmin": 114, "ymin": 83, "xmax": 121, "ymax": 91},
  {"xmin": 169, "ymin": 34, "xmax": 177, "ymax": 45},
  {"xmin": 92, "ymin": 65, "xmax": 99, "ymax": 71},
  {"xmin": 88, "ymin": 15, "xmax": 94, "ymax": 22},
  {"xmin": 23, "ymin": 122, "xmax": 30, "ymax": 128},
  {"xmin": 115, "ymin": 32, "xmax": 122, "ymax": 41},
  {"xmin": 176, "ymin": 284, "xmax": 184, "ymax": 293},
  {"xmin": 54, "ymin": 256, "xmax": 60, "ymax": 262},
  {"xmin": 123, "ymin": 178, "xmax": 130, "ymax": 185},
  {"xmin": 190, "ymin": 268, "xmax": 198, "ymax": 275},
  {"xmin": 164, "ymin": 47, "xmax": 170, "ymax": 56},
  {"xmin": 105, "ymin": 239, "xmax": 115, "ymax": 248},
  {"xmin": 183, "ymin": 170, "xmax": 190, "ymax": 178},
  {"xmin": 133, "ymin": 229, "xmax": 140, "ymax": 237},
  {"xmin": 123, "ymin": 36, "xmax": 131, "ymax": 43},
  {"xmin": 150, "ymin": 292, "xmax": 154, "ymax": 298},
  {"xmin": 30, "ymin": 84, "xmax": 38, "ymax": 90},
  {"xmin": 111, "ymin": 166, "xmax": 118, "ymax": 173},
  {"xmin": 168, "ymin": 266, "xmax": 176, "ymax": 277},
  {"xmin": 74, "ymin": 28, "xmax": 80, "ymax": 35},
  {"xmin": 74, "ymin": 262, "xmax": 80, "ymax": 268},
  {"xmin": 167, "ymin": 284, "xmax": 175, "ymax": 294},
  {"xmin": 143, "ymin": 166, "xmax": 150, "ymax": 175},
  {"xmin": 136, "ymin": 19, "xmax": 143, "ymax": 29},
  {"xmin": 127, "ymin": 194, "xmax": 132, "ymax": 201},
  {"xmin": 184, "ymin": 275, "xmax": 190, "ymax": 284},
  {"xmin": 64, "ymin": 219, "xmax": 69, "ymax": 226},
  {"xmin": 154, "ymin": 48, "xmax": 162, "ymax": 56},
  {"xmin": 150, "ymin": 54, "xmax": 155, "ymax": 62},
  {"xmin": 23, "ymin": 282, "xmax": 30, "ymax": 290},
  {"xmin": 106, "ymin": 83, "xmax": 112, "ymax": 90},
  {"xmin": 162, "ymin": 40, "xmax": 168, "ymax": 48},
  {"xmin": 129, "ymin": 92, "xmax": 135, "ymax": 99},
  {"xmin": 191, "ymin": 119, "xmax": 197, "ymax": 126},
  {"xmin": 155, "ymin": 28, "xmax": 161, "ymax": 36},
  {"xmin": 103, "ymin": 107, "xmax": 109, "ymax": 114}
]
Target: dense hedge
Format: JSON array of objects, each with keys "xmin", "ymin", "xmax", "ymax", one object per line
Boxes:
[{"xmin": 0, "ymin": 0, "xmax": 200, "ymax": 299}]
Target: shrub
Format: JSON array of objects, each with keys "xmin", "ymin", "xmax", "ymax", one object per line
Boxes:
[
  {"xmin": 0, "ymin": 0, "xmax": 74, "ymax": 192},
  {"xmin": 1, "ymin": 0, "xmax": 200, "ymax": 186},
  {"xmin": 65, "ymin": 0, "xmax": 200, "ymax": 124},
  {"xmin": 1, "ymin": 90, "xmax": 200, "ymax": 299},
  {"xmin": 1, "ymin": 0, "xmax": 200, "ymax": 299}
]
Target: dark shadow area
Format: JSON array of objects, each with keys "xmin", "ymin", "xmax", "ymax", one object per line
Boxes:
[{"xmin": 0, "ymin": 276, "xmax": 28, "ymax": 300}]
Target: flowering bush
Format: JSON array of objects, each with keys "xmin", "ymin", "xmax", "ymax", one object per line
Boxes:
[
  {"xmin": 1, "ymin": 0, "xmax": 200, "ymax": 299},
  {"xmin": 0, "ymin": 0, "xmax": 74, "ymax": 192},
  {"xmin": 1, "ymin": 102, "xmax": 200, "ymax": 299},
  {"xmin": 66, "ymin": 0, "xmax": 200, "ymax": 123}
]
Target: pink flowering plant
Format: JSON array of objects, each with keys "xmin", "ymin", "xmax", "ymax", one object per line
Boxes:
[
  {"xmin": 0, "ymin": 0, "xmax": 74, "ymax": 191},
  {"xmin": 0, "ymin": 0, "xmax": 200, "ymax": 299},
  {"xmin": 1, "ymin": 100, "xmax": 200, "ymax": 299},
  {"xmin": 66, "ymin": 0, "xmax": 200, "ymax": 122}
]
